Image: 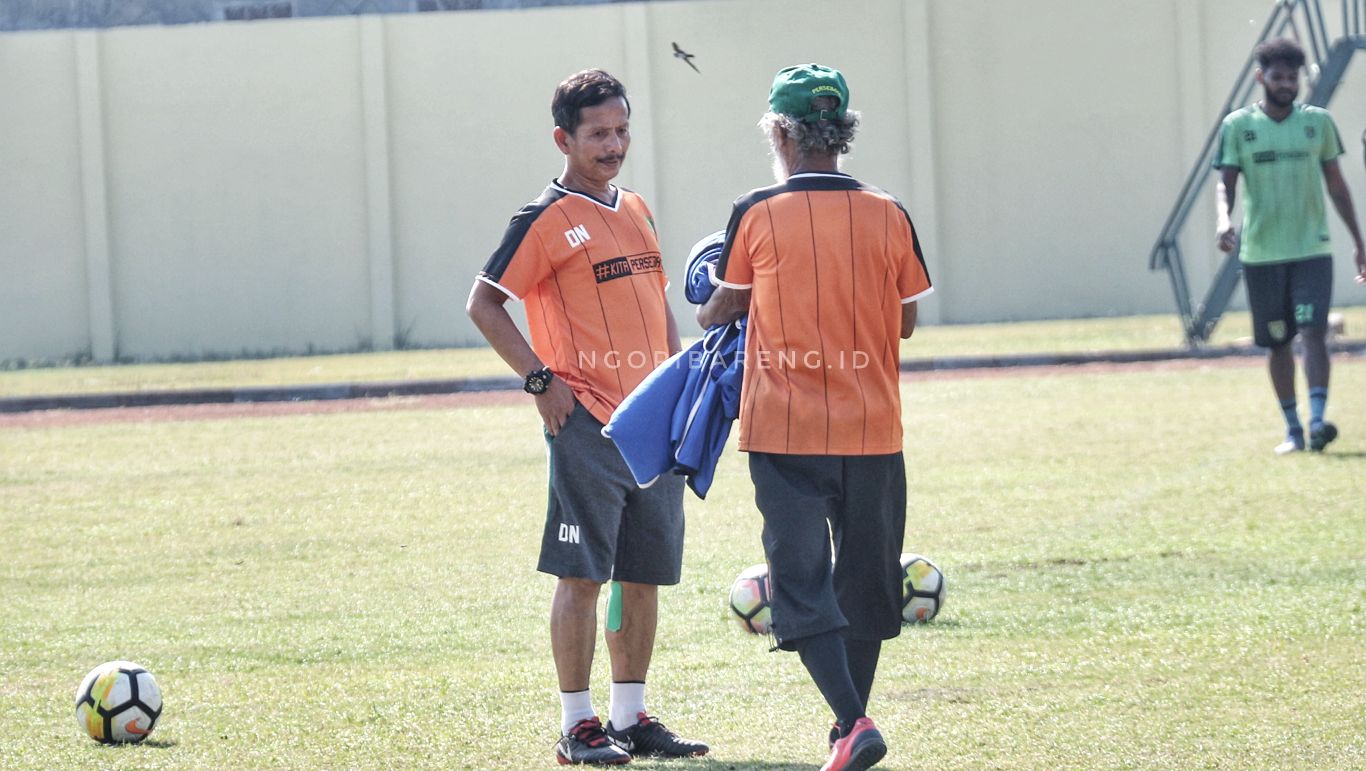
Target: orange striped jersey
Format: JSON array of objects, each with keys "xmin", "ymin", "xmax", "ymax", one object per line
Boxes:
[
  {"xmin": 479, "ymin": 181, "xmax": 672, "ymax": 425},
  {"xmin": 713, "ymin": 171, "xmax": 933, "ymax": 455}
]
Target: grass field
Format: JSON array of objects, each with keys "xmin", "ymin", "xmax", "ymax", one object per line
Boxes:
[
  {"xmin": 2, "ymin": 352, "xmax": 1364, "ymax": 769},
  {"xmin": 4, "ymin": 308, "xmax": 1365, "ymax": 398}
]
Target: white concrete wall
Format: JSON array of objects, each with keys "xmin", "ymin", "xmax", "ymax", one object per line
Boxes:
[
  {"xmin": 2, "ymin": 0, "xmax": 1364, "ymax": 362},
  {"xmin": 383, "ymin": 3, "xmax": 635, "ymax": 349},
  {"xmin": 0, "ymin": 31, "xmax": 89, "ymax": 361},
  {"xmin": 98, "ymin": 19, "xmax": 374, "ymax": 359}
]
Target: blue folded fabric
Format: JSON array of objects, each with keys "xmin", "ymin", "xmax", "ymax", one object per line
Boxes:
[
  {"xmin": 685, "ymin": 229, "xmax": 726, "ymax": 305},
  {"xmin": 603, "ymin": 321, "xmax": 744, "ymax": 499},
  {"xmin": 604, "ymin": 228, "xmax": 743, "ymax": 499},
  {"xmin": 670, "ymin": 319, "xmax": 744, "ymax": 498},
  {"xmin": 601, "ymin": 341, "xmax": 698, "ymax": 488}
]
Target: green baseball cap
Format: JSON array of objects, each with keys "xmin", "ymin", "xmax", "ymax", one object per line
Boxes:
[{"xmin": 768, "ymin": 63, "xmax": 849, "ymax": 122}]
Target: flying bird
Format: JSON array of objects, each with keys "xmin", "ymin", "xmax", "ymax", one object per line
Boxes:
[{"xmin": 672, "ymin": 42, "xmax": 700, "ymax": 74}]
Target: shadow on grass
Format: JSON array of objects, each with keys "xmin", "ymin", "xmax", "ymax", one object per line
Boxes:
[
  {"xmin": 632, "ymin": 753, "xmax": 922, "ymax": 770},
  {"xmin": 1320, "ymin": 451, "xmax": 1366, "ymax": 459},
  {"xmin": 99, "ymin": 738, "xmax": 178, "ymax": 749},
  {"xmin": 638, "ymin": 761, "xmax": 914, "ymax": 771},
  {"xmin": 912, "ymin": 617, "xmax": 962, "ymax": 627},
  {"xmin": 632, "ymin": 761, "xmax": 822, "ymax": 770}
]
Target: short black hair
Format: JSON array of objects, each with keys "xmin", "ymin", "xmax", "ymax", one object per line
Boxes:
[
  {"xmin": 552, "ymin": 69, "xmax": 631, "ymax": 135},
  {"xmin": 1256, "ymin": 37, "xmax": 1306, "ymax": 70}
]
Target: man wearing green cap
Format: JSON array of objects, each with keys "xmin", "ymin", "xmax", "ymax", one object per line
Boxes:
[{"xmin": 699, "ymin": 63, "xmax": 934, "ymax": 771}]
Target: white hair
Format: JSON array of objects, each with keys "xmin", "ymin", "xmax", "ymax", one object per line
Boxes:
[{"xmin": 758, "ymin": 104, "xmax": 860, "ymax": 157}]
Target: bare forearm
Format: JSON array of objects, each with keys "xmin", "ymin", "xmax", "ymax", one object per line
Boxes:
[
  {"xmin": 665, "ymin": 304, "xmax": 682, "ymax": 355},
  {"xmin": 1215, "ymin": 185, "xmax": 1233, "ymax": 229},
  {"xmin": 467, "ymin": 285, "xmax": 541, "ymax": 376},
  {"xmin": 697, "ymin": 287, "xmax": 750, "ymax": 329},
  {"xmin": 901, "ymin": 301, "xmax": 918, "ymax": 339},
  {"xmin": 1327, "ymin": 183, "xmax": 1364, "ymax": 248},
  {"xmin": 1215, "ymin": 174, "xmax": 1238, "ymax": 231},
  {"xmin": 1215, "ymin": 169, "xmax": 1242, "ymax": 253}
]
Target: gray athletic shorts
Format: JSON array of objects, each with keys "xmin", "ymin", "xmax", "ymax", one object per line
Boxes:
[
  {"xmin": 750, "ymin": 452, "xmax": 907, "ymax": 651},
  {"xmin": 538, "ymin": 403, "xmax": 686, "ymax": 585}
]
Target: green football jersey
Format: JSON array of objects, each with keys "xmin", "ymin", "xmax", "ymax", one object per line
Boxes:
[{"xmin": 1215, "ymin": 103, "xmax": 1344, "ymax": 265}]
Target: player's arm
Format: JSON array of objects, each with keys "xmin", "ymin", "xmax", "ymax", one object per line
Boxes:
[
  {"xmin": 697, "ymin": 285, "xmax": 750, "ymax": 329},
  {"xmin": 664, "ymin": 301, "xmax": 682, "ymax": 356},
  {"xmin": 1215, "ymin": 166, "xmax": 1241, "ymax": 253},
  {"xmin": 901, "ymin": 301, "xmax": 918, "ymax": 339},
  {"xmin": 465, "ymin": 280, "xmax": 576, "ymax": 434},
  {"xmin": 1321, "ymin": 158, "xmax": 1366, "ymax": 284}
]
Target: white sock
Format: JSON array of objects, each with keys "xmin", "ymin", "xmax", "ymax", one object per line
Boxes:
[
  {"xmin": 608, "ymin": 681, "xmax": 646, "ymax": 730},
  {"xmin": 559, "ymin": 689, "xmax": 595, "ymax": 736}
]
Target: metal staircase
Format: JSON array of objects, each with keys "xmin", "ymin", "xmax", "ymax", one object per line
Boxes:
[{"xmin": 1150, "ymin": 0, "xmax": 1366, "ymax": 346}]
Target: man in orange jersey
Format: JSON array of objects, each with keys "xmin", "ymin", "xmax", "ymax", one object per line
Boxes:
[
  {"xmin": 699, "ymin": 64, "xmax": 933, "ymax": 771},
  {"xmin": 466, "ymin": 69, "xmax": 706, "ymax": 766}
]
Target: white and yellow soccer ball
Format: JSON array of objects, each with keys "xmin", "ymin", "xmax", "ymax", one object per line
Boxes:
[
  {"xmin": 900, "ymin": 553, "xmax": 946, "ymax": 623},
  {"xmin": 74, "ymin": 661, "xmax": 162, "ymax": 744},
  {"xmin": 727, "ymin": 563, "xmax": 773, "ymax": 635}
]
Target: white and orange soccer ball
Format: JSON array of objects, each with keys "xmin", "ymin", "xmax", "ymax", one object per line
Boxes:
[
  {"xmin": 74, "ymin": 661, "xmax": 162, "ymax": 744},
  {"xmin": 727, "ymin": 563, "xmax": 773, "ymax": 635},
  {"xmin": 900, "ymin": 553, "xmax": 946, "ymax": 623}
]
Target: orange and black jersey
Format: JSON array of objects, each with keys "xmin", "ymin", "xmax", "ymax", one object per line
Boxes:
[
  {"xmin": 479, "ymin": 181, "xmax": 672, "ymax": 425},
  {"xmin": 713, "ymin": 171, "xmax": 933, "ymax": 455}
]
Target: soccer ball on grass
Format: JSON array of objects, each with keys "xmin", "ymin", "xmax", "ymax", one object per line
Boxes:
[
  {"xmin": 729, "ymin": 554, "xmax": 946, "ymax": 633},
  {"xmin": 75, "ymin": 660, "xmax": 162, "ymax": 743},
  {"xmin": 727, "ymin": 563, "xmax": 773, "ymax": 635},
  {"xmin": 900, "ymin": 553, "xmax": 946, "ymax": 623}
]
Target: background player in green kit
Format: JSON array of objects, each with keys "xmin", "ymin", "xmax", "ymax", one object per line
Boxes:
[{"xmin": 1214, "ymin": 37, "xmax": 1366, "ymax": 455}]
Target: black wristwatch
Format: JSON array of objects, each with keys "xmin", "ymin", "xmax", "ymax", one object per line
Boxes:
[{"xmin": 523, "ymin": 366, "xmax": 554, "ymax": 395}]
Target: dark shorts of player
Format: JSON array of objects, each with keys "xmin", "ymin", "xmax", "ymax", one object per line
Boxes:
[
  {"xmin": 1243, "ymin": 255, "xmax": 1333, "ymax": 348},
  {"xmin": 538, "ymin": 403, "xmax": 686, "ymax": 586},
  {"xmin": 749, "ymin": 452, "xmax": 907, "ymax": 651}
]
